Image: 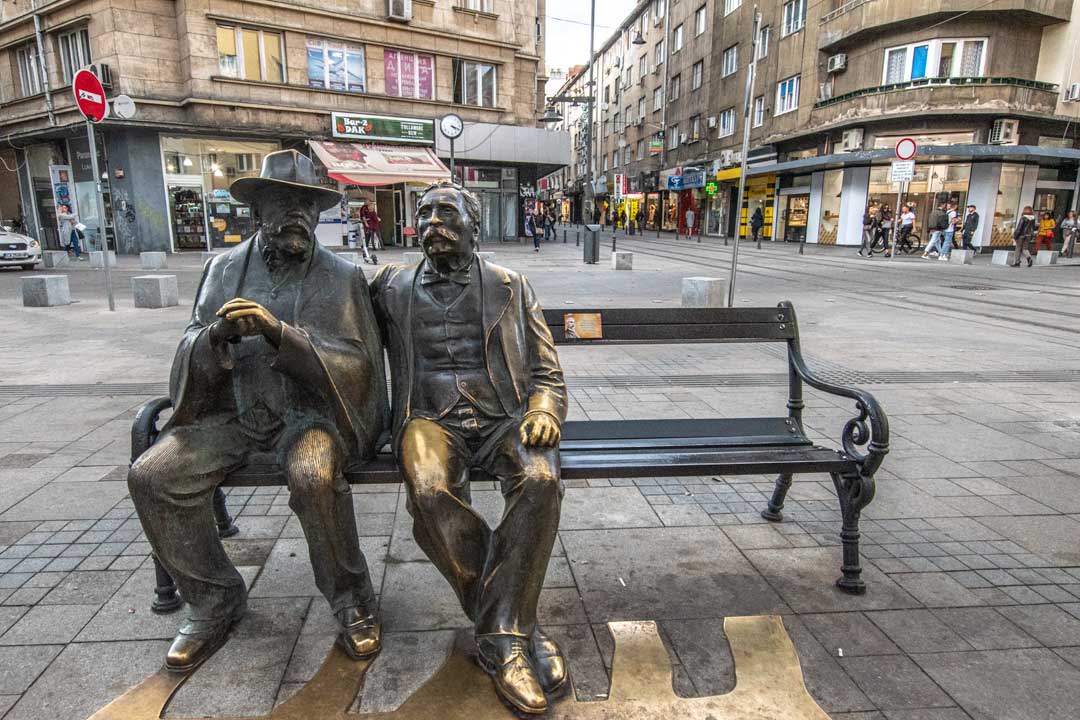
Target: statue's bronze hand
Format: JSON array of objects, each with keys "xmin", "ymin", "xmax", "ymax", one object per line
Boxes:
[
  {"xmin": 520, "ymin": 413, "xmax": 561, "ymax": 448},
  {"xmin": 215, "ymin": 298, "xmax": 284, "ymax": 347}
]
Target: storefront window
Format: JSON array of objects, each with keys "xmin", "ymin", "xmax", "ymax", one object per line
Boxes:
[
  {"xmin": 992, "ymin": 163, "xmax": 1025, "ymax": 247},
  {"xmin": 160, "ymin": 137, "xmax": 280, "ymax": 250},
  {"xmin": 900, "ymin": 163, "xmax": 971, "ymax": 238},
  {"xmin": 818, "ymin": 169, "xmax": 842, "ymax": 244}
]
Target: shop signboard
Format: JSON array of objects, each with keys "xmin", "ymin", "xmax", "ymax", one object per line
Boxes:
[
  {"xmin": 705, "ymin": 180, "xmax": 718, "ymax": 196},
  {"xmin": 648, "ymin": 139, "xmax": 663, "ymax": 156},
  {"xmin": 889, "ymin": 160, "xmax": 915, "ymax": 183},
  {"xmin": 667, "ymin": 167, "xmax": 705, "ymax": 191},
  {"xmin": 331, "ymin": 112, "xmax": 435, "ymax": 144}
]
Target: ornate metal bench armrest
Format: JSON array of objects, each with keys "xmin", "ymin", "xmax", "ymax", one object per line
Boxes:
[
  {"xmin": 787, "ymin": 345, "xmax": 890, "ymax": 478},
  {"xmin": 131, "ymin": 396, "xmax": 174, "ymax": 464}
]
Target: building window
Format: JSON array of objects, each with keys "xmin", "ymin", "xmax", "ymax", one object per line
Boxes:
[
  {"xmin": 654, "ymin": 0, "xmax": 666, "ymax": 20},
  {"xmin": 724, "ymin": 0, "xmax": 741, "ymax": 16},
  {"xmin": 653, "ymin": 86, "xmax": 663, "ymax": 111},
  {"xmin": 639, "ymin": 55, "xmax": 647, "ymax": 77},
  {"xmin": 217, "ymin": 26, "xmax": 285, "ymax": 82},
  {"xmin": 882, "ymin": 38, "xmax": 987, "ymax": 84},
  {"xmin": 782, "ymin": 0, "xmax": 806, "ymax": 37},
  {"xmin": 775, "ymin": 74, "xmax": 800, "ymax": 115},
  {"xmin": 613, "ymin": 110, "xmax": 621, "ymax": 130},
  {"xmin": 624, "ymin": 104, "xmax": 633, "ymax": 127},
  {"xmin": 625, "ymin": 66, "xmax": 633, "ymax": 87},
  {"xmin": 637, "ymin": 139, "xmax": 645, "ymax": 159},
  {"xmin": 463, "ymin": 0, "xmax": 494, "ymax": 11},
  {"xmin": 15, "ymin": 43, "xmax": 43, "ymax": 97},
  {"xmin": 638, "ymin": 96, "xmax": 646, "ymax": 119},
  {"xmin": 453, "ymin": 59, "xmax": 497, "ymax": 107},
  {"xmin": 307, "ymin": 40, "xmax": 365, "ymax": 93},
  {"xmin": 752, "ymin": 95, "xmax": 764, "ymax": 127},
  {"xmin": 57, "ymin": 27, "xmax": 91, "ymax": 85},
  {"xmin": 672, "ymin": 24, "xmax": 683, "ymax": 54},
  {"xmin": 757, "ymin": 25, "xmax": 770, "ymax": 59},
  {"xmin": 670, "ymin": 74, "xmax": 681, "ymax": 100},
  {"xmin": 612, "ymin": 150, "xmax": 618, "ymax": 169},
  {"xmin": 722, "ymin": 45, "xmax": 738, "ymax": 77},
  {"xmin": 668, "ymin": 123, "xmax": 679, "ymax": 149},
  {"xmin": 654, "ymin": 41, "xmax": 665, "ymax": 67},
  {"xmin": 691, "ymin": 60, "xmax": 704, "ymax": 90},
  {"xmin": 695, "ymin": 5, "xmax": 707, "ymax": 36},
  {"xmin": 603, "ymin": 154, "xmax": 608, "ymax": 172},
  {"xmin": 384, "ymin": 49, "xmax": 435, "ymax": 99},
  {"xmin": 719, "ymin": 107, "xmax": 735, "ymax": 137},
  {"xmin": 689, "ymin": 114, "xmax": 701, "ymax": 142}
]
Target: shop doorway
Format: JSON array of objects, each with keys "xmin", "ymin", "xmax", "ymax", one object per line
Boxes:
[
  {"xmin": 375, "ymin": 189, "xmax": 402, "ymax": 246},
  {"xmin": 1034, "ymin": 187, "xmax": 1074, "ymax": 225},
  {"xmin": 782, "ymin": 194, "xmax": 809, "ymax": 243},
  {"xmin": 168, "ymin": 185, "xmax": 207, "ymax": 250}
]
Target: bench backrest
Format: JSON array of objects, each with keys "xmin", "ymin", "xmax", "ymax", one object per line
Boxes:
[{"xmin": 543, "ymin": 306, "xmax": 797, "ymax": 345}]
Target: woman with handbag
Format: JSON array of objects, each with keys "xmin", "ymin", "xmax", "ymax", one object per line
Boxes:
[
  {"xmin": 57, "ymin": 204, "xmax": 83, "ymax": 259},
  {"xmin": 1060, "ymin": 210, "xmax": 1078, "ymax": 258},
  {"xmin": 1012, "ymin": 206, "xmax": 1037, "ymax": 268},
  {"xmin": 1034, "ymin": 211, "xmax": 1056, "ymax": 254}
]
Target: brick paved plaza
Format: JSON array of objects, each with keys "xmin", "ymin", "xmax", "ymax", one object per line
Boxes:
[{"xmin": 1, "ymin": 236, "xmax": 1080, "ymax": 719}]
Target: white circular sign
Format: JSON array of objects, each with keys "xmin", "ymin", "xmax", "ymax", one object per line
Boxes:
[
  {"xmin": 895, "ymin": 137, "xmax": 917, "ymax": 161},
  {"xmin": 112, "ymin": 94, "xmax": 137, "ymax": 119}
]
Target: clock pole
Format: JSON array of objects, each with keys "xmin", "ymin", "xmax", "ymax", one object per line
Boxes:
[{"xmin": 450, "ymin": 137, "xmax": 455, "ymax": 181}]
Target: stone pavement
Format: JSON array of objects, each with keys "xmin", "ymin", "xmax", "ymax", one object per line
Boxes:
[{"xmin": 2, "ymin": 237, "xmax": 1080, "ymax": 719}]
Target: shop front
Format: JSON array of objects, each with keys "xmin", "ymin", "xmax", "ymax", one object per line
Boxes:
[
  {"xmin": 710, "ymin": 168, "xmax": 739, "ymax": 238},
  {"xmin": 739, "ymin": 174, "xmax": 776, "ymax": 240},
  {"xmin": 776, "ymin": 174, "xmax": 811, "ymax": 243},
  {"xmin": 662, "ymin": 166, "xmax": 707, "ymax": 234}
]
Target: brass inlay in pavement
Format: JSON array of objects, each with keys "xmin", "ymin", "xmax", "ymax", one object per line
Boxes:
[{"xmin": 87, "ymin": 615, "xmax": 831, "ymax": 720}]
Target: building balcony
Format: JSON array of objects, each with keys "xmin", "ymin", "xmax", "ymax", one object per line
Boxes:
[
  {"xmin": 818, "ymin": 0, "xmax": 1073, "ymax": 50},
  {"xmin": 811, "ymin": 76, "xmax": 1060, "ymax": 129}
]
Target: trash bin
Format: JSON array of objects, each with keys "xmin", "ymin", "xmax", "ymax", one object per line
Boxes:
[{"xmin": 584, "ymin": 224, "xmax": 600, "ymax": 264}]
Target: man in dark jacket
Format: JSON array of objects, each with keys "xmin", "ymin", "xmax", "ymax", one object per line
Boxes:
[
  {"xmin": 128, "ymin": 151, "xmax": 388, "ymax": 671},
  {"xmin": 370, "ymin": 182, "xmax": 567, "ymax": 715},
  {"xmin": 961, "ymin": 204, "xmax": 980, "ymax": 251}
]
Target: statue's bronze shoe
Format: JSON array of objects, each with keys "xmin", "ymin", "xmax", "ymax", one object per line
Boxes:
[
  {"xmin": 336, "ymin": 607, "xmax": 381, "ymax": 660},
  {"xmin": 530, "ymin": 626, "xmax": 568, "ymax": 694},
  {"xmin": 165, "ymin": 603, "xmax": 246, "ymax": 672},
  {"xmin": 476, "ymin": 634, "xmax": 547, "ymax": 715}
]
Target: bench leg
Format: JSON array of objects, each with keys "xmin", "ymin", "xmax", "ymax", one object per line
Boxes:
[
  {"xmin": 761, "ymin": 473, "xmax": 794, "ymax": 521},
  {"xmin": 831, "ymin": 470, "xmax": 876, "ymax": 595},
  {"xmin": 150, "ymin": 554, "xmax": 183, "ymax": 614},
  {"xmin": 148, "ymin": 489, "xmax": 238, "ymax": 613}
]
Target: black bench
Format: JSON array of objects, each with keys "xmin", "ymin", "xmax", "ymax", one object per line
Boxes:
[{"xmin": 132, "ymin": 301, "xmax": 888, "ymax": 611}]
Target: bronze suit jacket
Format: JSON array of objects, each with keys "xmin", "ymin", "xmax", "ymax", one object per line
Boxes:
[
  {"xmin": 165, "ymin": 238, "xmax": 389, "ymax": 462},
  {"xmin": 370, "ymin": 256, "xmax": 566, "ymax": 448}
]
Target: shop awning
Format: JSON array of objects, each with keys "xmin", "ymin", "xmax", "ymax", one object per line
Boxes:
[
  {"xmin": 309, "ymin": 140, "xmax": 450, "ymax": 186},
  {"xmin": 715, "ymin": 167, "xmax": 741, "ymax": 181}
]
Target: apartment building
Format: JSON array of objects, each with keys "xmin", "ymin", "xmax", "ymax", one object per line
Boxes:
[
  {"xmin": 549, "ymin": 0, "xmax": 1080, "ymax": 247},
  {"xmin": 0, "ymin": 0, "xmax": 567, "ymax": 253}
]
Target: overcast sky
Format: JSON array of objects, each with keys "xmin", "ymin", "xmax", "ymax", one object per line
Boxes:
[{"xmin": 544, "ymin": 0, "xmax": 638, "ymax": 95}]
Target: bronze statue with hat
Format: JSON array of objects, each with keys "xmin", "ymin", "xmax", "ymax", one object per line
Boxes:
[{"xmin": 128, "ymin": 150, "xmax": 389, "ymax": 671}]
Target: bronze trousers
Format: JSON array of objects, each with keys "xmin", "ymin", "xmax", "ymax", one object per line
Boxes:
[
  {"xmin": 398, "ymin": 417, "xmax": 562, "ymax": 637},
  {"xmin": 128, "ymin": 421, "xmax": 376, "ymax": 623}
]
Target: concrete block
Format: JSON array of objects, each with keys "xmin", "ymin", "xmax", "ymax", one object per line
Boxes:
[
  {"xmin": 403, "ymin": 252, "xmax": 424, "ymax": 264},
  {"xmin": 132, "ymin": 275, "xmax": 179, "ymax": 309},
  {"xmin": 42, "ymin": 251, "xmax": 69, "ymax": 269},
  {"xmin": 89, "ymin": 250, "xmax": 116, "ymax": 268},
  {"xmin": 681, "ymin": 277, "xmax": 725, "ymax": 308},
  {"xmin": 611, "ymin": 251, "xmax": 633, "ymax": 270},
  {"xmin": 21, "ymin": 275, "xmax": 71, "ymax": 307},
  {"xmin": 991, "ymin": 250, "xmax": 1016, "ymax": 266},
  {"xmin": 139, "ymin": 251, "xmax": 167, "ymax": 269},
  {"xmin": 949, "ymin": 249, "xmax": 974, "ymax": 265},
  {"xmin": 478, "ymin": 252, "xmax": 495, "ymax": 262},
  {"xmin": 337, "ymin": 252, "xmax": 360, "ymax": 264},
  {"xmin": 1035, "ymin": 250, "xmax": 1059, "ymax": 266}
]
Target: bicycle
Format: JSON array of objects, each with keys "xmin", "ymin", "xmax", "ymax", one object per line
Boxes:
[{"xmin": 891, "ymin": 227, "xmax": 922, "ymax": 255}]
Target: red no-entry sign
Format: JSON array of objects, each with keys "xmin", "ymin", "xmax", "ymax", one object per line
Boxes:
[
  {"xmin": 72, "ymin": 69, "xmax": 107, "ymax": 122},
  {"xmin": 894, "ymin": 137, "xmax": 918, "ymax": 161}
]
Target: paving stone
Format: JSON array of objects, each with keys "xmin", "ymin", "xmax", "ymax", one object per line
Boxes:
[
  {"xmin": 866, "ymin": 609, "xmax": 972, "ymax": 654},
  {"xmin": 558, "ymin": 487, "xmax": 661, "ymax": 530},
  {"xmin": 802, "ymin": 612, "xmax": 902, "ymax": 656},
  {"xmin": 881, "ymin": 710, "xmax": 980, "ymax": 720},
  {"xmin": 0, "ymin": 644, "xmax": 63, "ymax": 693},
  {"xmin": 931, "ymin": 607, "xmax": 1040, "ymax": 650},
  {"xmin": 74, "ymin": 567, "xmax": 185, "ymax": 642},
  {"xmin": 562, "ymin": 527, "xmax": 788, "ymax": 621},
  {"xmin": 840, "ymin": 654, "xmax": 954, "ymax": 710},
  {"xmin": 0, "ymin": 482, "xmax": 130, "ymax": 522},
  {"xmin": 916, "ymin": 648, "xmax": 1080, "ymax": 720},
  {"xmin": 782, "ymin": 616, "xmax": 879, "ymax": 713},
  {"xmin": 39, "ymin": 570, "xmax": 129, "ymax": 605},
  {"xmin": 998, "ymin": 604, "xmax": 1080, "ymax": 647},
  {"xmin": 721, "ymin": 524, "xmax": 793, "ymax": 549},
  {"xmin": 890, "ymin": 572, "xmax": 986, "ymax": 607},
  {"xmin": 355, "ymin": 629, "xmax": 456, "ymax": 712},
  {"xmin": 975, "ymin": 515, "xmax": 1080, "ymax": 566},
  {"xmin": 249, "ymin": 536, "xmax": 388, "ymax": 599},
  {"xmin": 543, "ymin": 624, "xmax": 610, "ymax": 701},
  {"xmin": 0, "ymin": 604, "xmax": 98, "ymax": 645},
  {"xmin": 0, "ymin": 521, "xmax": 37, "ymax": 545},
  {"xmin": 380, "ymin": 560, "xmax": 470, "ymax": 632},
  {"xmin": 0, "ymin": 607, "xmax": 26, "ymax": 636},
  {"xmin": 3, "ymin": 639, "xmax": 167, "ymax": 720}
]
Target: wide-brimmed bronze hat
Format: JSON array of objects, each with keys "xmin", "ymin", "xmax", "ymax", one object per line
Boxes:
[{"xmin": 230, "ymin": 149, "xmax": 341, "ymax": 212}]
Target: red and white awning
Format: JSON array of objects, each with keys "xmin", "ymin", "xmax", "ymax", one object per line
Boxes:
[{"xmin": 309, "ymin": 140, "xmax": 450, "ymax": 187}]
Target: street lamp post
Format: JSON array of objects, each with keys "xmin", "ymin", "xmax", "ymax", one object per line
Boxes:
[{"xmin": 727, "ymin": 5, "xmax": 761, "ymax": 308}]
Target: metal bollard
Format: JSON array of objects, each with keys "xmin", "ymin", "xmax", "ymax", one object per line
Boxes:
[
  {"xmin": 799, "ymin": 237, "xmax": 805, "ymax": 255},
  {"xmin": 756, "ymin": 234, "xmax": 762, "ymax": 251},
  {"xmin": 612, "ymin": 236, "xmax": 617, "ymax": 252},
  {"xmin": 563, "ymin": 229, "xmax": 567, "ymax": 244},
  {"xmin": 576, "ymin": 231, "xmax": 580, "ymax": 247}
]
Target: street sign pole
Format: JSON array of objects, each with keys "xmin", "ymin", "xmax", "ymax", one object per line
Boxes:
[
  {"xmin": 86, "ymin": 120, "xmax": 115, "ymax": 311},
  {"xmin": 727, "ymin": 5, "xmax": 760, "ymax": 308},
  {"xmin": 890, "ymin": 138, "xmax": 917, "ymax": 261}
]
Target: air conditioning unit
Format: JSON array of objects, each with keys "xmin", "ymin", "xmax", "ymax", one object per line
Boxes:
[
  {"xmin": 719, "ymin": 149, "xmax": 735, "ymax": 167},
  {"xmin": 1065, "ymin": 82, "xmax": 1080, "ymax": 102},
  {"xmin": 387, "ymin": 0, "xmax": 412, "ymax": 21},
  {"xmin": 707, "ymin": 116, "xmax": 717, "ymax": 129},
  {"xmin": 841, "ymin": 127, "xmax": 864, "ymax": 152},
  {"xmin": 989, "ymin": 118, "xmax": 1019, "ymax": 145},
  {"xmin": 90, "ymin": 63, "xmax": 114, "ymax": 89},
  {"xmin": 826, "ymin": 53, "xmax": 847, "ymax": 74}
]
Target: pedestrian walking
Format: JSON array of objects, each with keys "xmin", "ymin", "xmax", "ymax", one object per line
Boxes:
[
  {"xmin": 961, "ymin": 204, "xmax": 979, "ymax": 251},
  {"xmin": 750, "ymin": 207, "xmax": 765, "ymax": 247},
  {"xmin": 922, "ymin": 202, "xmax": 949, "ymax": 259},
  {"xmin": 533, "ymin": 208, "xmax": 545, "ymax": 243},
  {"xmin": 685, "ymin": 207, "xmax": 696, "ymax": 240},
  {"xmin": 544, "ymin": 208, "xmax": 556, "ymax": 242},
  {"xmin": 858, "ymin": 205, "xmax": 877, "ymax": 257},
  {"xmin": 879, "ymin": 205, "xmax": 893, "ymax": 256},
  {"xmin": 360, "ymin": 203, "xmax": 382, "ymax": 250},
  {"xmin": 1060, "ymin": 210, "xmax": 1078, "ymax": 258},
  {"xmin": 525, "ymin": 209, "xmax": 539, "ymax": 251},
  {"xmin": 1012, "ymin": 206, "xmax": 1037, "ymax": 267},
  {"xmin": 1035, "ymin": 211, "xmax": 1056, "ymax": 254},
  {"xmin": 636, "ymin": 206, "xmax": 645, "ymax": 233},
  {"xmin": 57, "ymin": 204, "xmax": 83, "ymax": 259},
  {"xmin": 897, "ymin": 204, "xmax": 916, "ymax": 254},
  {"xmin": 939, "ymin": 201, "xmax": 959, "ymax": 261}
]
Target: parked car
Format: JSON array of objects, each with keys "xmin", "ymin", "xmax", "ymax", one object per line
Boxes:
[{"xmin": 0, "ymin": 225, "xmax": 42, "ymax": 270}]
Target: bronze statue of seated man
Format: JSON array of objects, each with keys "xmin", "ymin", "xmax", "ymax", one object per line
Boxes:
[
  {"xmin": 370, "ymin": 182, "xmax": 568, "ymax": 715},
  {"xmin": 128, "ymin": 150, "xmax": 388, "ymax": 671}
]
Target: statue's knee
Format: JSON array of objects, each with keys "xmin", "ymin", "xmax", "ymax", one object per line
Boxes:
[
  {"xmin": 521, "ymin": 464, "xmax": 561, "ymax": 500},
  {"xmin": 127, "ymin": 455, "xmax": 171, "ymax": 500}
]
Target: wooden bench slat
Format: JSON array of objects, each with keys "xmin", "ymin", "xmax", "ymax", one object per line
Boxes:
[
  {"xmin": 561, "ymin": 435, "xmax": 809, "ymax": 451},
  {"xmin": 562, "ymin": 417, "xmax": 796, "ymax": 440},
  {"xmin": 549, "ymin": 323, "xmax": 796, "ymax": 343},
  {"xmin": 542, "ymin": 307, "xmax": 791, "ymax": 326}
]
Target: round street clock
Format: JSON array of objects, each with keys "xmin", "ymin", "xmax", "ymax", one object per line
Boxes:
[{"xmin": 440, "ymin": 114, "xmax": 464, "ymax": 140}]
